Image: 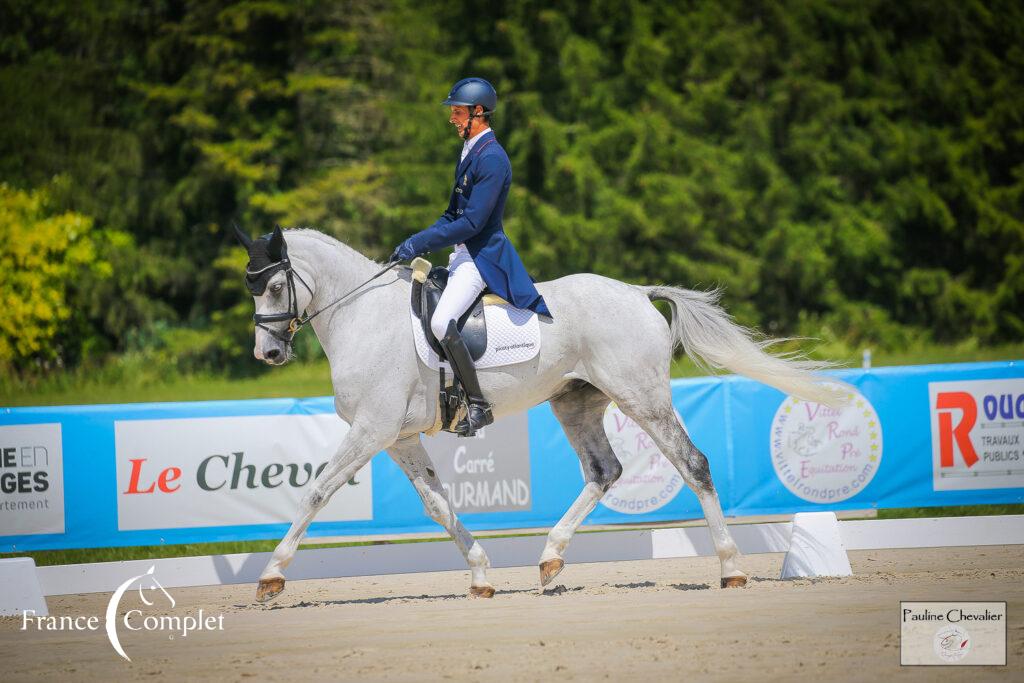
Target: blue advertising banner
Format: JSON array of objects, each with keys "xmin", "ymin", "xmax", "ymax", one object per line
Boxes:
[{"xmin": 1, "ymin": 361, "xmax": 1021, "ymax": 552}]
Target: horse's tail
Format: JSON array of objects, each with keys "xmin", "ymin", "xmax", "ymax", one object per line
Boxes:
[{"xmin": 643, "ymin": 285, "xmax": 851, "ymax": 407}]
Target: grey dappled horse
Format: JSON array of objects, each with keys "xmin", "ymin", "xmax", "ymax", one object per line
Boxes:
[{"xmin": 237, "ymin": 227, "xmax": 845, "ymax": 602}]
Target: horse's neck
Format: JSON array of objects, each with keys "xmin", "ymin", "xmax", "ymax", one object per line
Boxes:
[
  {"xmin": 286, "ymin": 232, "xmax": 379, "ymax": 310},
  {"xmin": 286, "ymin": 231, "xmax": 403, "ymax": 378}
]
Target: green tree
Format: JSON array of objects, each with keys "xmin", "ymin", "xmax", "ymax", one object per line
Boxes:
[
  {"xmin": 1, "ymin": 0, "xmax": 1022, "ymax": 376},
  {"xmin": 0, "ymin": 182, "xmax": 113, "ymax": 369}
]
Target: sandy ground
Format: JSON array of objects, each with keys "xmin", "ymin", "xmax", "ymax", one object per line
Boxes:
[{"xmin": 1, "ymin": 545, "xmax": 1021, "ymax": 681}]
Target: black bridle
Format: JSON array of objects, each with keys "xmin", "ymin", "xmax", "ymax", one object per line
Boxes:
[{"xmin": 249, "ymin": 258, "xmax": 399, "ymax": 344}]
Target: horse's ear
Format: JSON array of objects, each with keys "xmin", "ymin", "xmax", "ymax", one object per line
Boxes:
[
  {"xmin": 267, "ymin": 225, "xmax": 285, "ymax": 261},
  {"xmin": 232, "ymin": 222, "xmax": 253, "ymax": 249}
]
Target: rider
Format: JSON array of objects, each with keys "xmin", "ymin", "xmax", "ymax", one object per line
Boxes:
[{"xmin": 391, "ymin": 77, "xmax": 552, "ymax": 436}]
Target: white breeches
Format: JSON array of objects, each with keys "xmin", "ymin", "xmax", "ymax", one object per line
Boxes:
[{"xmin": 431, "ymin": 247, "xmax": 486, "ymax": 341}]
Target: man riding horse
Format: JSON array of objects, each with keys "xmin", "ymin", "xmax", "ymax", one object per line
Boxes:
[
  {"xmin": 235, "ymin": 79, "xmax": 849, "ymax": 604},
  {"xmin": 390, "ymin": 77, "xmax": 552, "ymax": 437}
]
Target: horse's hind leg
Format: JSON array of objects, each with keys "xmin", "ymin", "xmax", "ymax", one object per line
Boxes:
[
  {"xmin": 388, "ymin": 435, "xmax": 495, "ymax": 598},
  {"xmin": 540, "ymin": 382, "xmax": 622, "ymax": 589},
  {"xmin": 603, "ymin": 388, "xmax": 747, "ymax": 588}
]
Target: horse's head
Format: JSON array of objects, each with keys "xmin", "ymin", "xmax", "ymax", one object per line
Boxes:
[{"xmin": 233, "ymin": 224, "xmax": 313, "ymax": 366}]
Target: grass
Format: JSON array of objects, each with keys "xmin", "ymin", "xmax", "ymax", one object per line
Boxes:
[
  {"xmin": 4, "ymin": 342, "xmax": 1021, "ymax": 408},
  {"xmin": 876, "ymin": 504, "xmax": 1024, "ymax": 519},
  {"xmin": 1, "ymin": 358, "xmax": 336, "ymax": 407},
  {"xmin": 3, "ymin": 540, "xmax": 286, "ymax": 567}
]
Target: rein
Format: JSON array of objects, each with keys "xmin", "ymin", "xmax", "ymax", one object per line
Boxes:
[{"xmin": 251, "ymin": 260, "xmax": 399, "ymax": 343}]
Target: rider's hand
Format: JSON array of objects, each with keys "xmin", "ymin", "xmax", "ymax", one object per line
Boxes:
[{"xmin": 390, "ymin": 239, "xmax": 418, "ymax": 263}]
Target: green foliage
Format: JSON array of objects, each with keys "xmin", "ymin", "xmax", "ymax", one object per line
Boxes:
[
  {"xmin": 0, "ymin": 0, "xmax": 1022, "ymax": 381},
  {"xmin": 877, "ymin": 504, "xmax": 1024, "ymax": 519},
  {"xmin": 0, "ymin": 182, "xmax": 113, "ymax": 369}
]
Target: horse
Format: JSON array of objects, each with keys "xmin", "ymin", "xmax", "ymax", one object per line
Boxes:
[{"xmin": 234, "ymin": 226, "xmax": 846, "ymax": 602}]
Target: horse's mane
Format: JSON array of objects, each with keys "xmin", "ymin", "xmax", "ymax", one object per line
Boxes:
[{"xmin": 283, "ymin": 228, "xmax": 381, "ymax": 266}]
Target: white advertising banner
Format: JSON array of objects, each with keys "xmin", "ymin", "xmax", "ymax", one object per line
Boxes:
[
  {"xmin": 0, "ymin": 423, "xmax": 65, "ymax": 536},
  {"xmin": 930, "ymin": 378, "xmax": 1024, "ymax": 491},
  {"xmin": 114, "ymin": 414, "xmax": 372, "ymax": 531}
]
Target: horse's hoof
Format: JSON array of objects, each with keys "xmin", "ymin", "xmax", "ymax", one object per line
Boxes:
[
  {"xmin": 539, "ymin": 558, "xmax": 565, "ymax": 587},
  {"xmin": 469, "ymin": 585, "xmax": 495, "ymax": 599},
  {"xmin": 256, "ymin": 577, "xmax": 286, "ymax": 603},
  {"xmin": 720, "ymin": 575, "xmax": 747, "ymax": 589}
]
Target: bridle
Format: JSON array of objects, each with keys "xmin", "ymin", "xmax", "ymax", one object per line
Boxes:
[{"xmin": 249, "ymin": 258, "xmax": 398, "ymax": 344}]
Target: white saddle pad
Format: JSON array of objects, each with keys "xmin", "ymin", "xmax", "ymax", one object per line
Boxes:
[{"xmin": 410, "ymin": 303, "xmax": 540, "ymax": 370}]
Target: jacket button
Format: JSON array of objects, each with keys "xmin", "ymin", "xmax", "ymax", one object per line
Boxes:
[{"xmin": 456, "ymin": 209, "xmax": 464, "ymax": 215}]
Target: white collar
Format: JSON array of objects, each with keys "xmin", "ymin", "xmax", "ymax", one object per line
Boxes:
[{"xmin": 461, "ymin": 128, "xmax": 492, "ymax": 161}]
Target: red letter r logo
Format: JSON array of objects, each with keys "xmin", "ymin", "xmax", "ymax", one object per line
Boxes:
[{"xmin": 936, "ymin": 392, "xmax": 979, "ymax": 468}]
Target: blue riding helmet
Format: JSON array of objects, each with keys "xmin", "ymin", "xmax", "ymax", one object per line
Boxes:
[{"xmin": 442, "ymin": 77, "xmax": 497, "ymax": 114}]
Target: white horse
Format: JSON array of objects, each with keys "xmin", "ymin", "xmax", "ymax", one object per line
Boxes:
[{"xmin": 235, "ymin": 227, "xmax": 845, "ymax": 602}]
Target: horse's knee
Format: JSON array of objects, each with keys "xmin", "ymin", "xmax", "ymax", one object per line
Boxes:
[{"xmin": 304, "ymin": 486, "xmax": 326, "ymax": 510}]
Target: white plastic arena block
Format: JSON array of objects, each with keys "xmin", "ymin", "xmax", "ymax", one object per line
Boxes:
[
  {"xmin": 0, "ymin": 557, "xmax": 48, "ymax": 617},
  {"xmin": 780, "ymin": 512, "xmax": 853, "ymax": 579}
]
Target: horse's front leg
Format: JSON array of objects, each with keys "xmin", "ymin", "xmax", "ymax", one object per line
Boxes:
[
  {"xmin": 256, "ymin": 421, "xmax": 394, "ymax": 602},
  {"xmin": 388, "ymin": 434, "xmax": 495, "ymax": 598}
]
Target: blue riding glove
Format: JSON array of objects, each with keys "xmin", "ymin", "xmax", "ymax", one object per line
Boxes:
[{"xmin": 390, "ymin": 239, "xmax": 419, "ymax": 263}]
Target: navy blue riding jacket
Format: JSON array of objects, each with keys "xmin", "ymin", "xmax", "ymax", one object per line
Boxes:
[{"xmin": 405, "ymin": 130, "xmax": 552, "ymax": 318}]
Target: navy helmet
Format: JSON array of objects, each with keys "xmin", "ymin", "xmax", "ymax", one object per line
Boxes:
[{"xmin": 442, "ymin": 77, "xmax": 497, "ymax": 114}]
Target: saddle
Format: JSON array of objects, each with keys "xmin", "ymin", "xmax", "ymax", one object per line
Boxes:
[
  {"xmin": 410, "ymin": 257, "xmax": 509, "ymax": 362},
  {"xmin": 410, "ymin": 257, "xmax": 516, "ymax": 435}
]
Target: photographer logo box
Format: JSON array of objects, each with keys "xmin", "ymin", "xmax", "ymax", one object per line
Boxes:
[{"xmin": 900, "ymin": 602, "xmax": 1006, "ymax": 666}]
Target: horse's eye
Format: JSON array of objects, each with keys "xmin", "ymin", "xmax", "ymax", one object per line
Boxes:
[{"xmin": 270, "ymin": 283, "xmax": 283, "ymax": 294}]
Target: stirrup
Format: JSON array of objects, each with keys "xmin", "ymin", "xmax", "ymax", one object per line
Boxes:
[{"xmin": 456, "ymin": 402, "xmax": 493, "ymax": 437}]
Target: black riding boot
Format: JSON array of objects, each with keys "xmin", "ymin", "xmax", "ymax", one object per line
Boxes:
[{"xmin": 440, "ymin": 320, "xmax": 493, "ymax": 436}]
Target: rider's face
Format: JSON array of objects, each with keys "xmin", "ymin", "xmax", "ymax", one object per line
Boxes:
[{"xmin": 449, "ymin": 105, "xmax": 476, "ymax": 137}]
